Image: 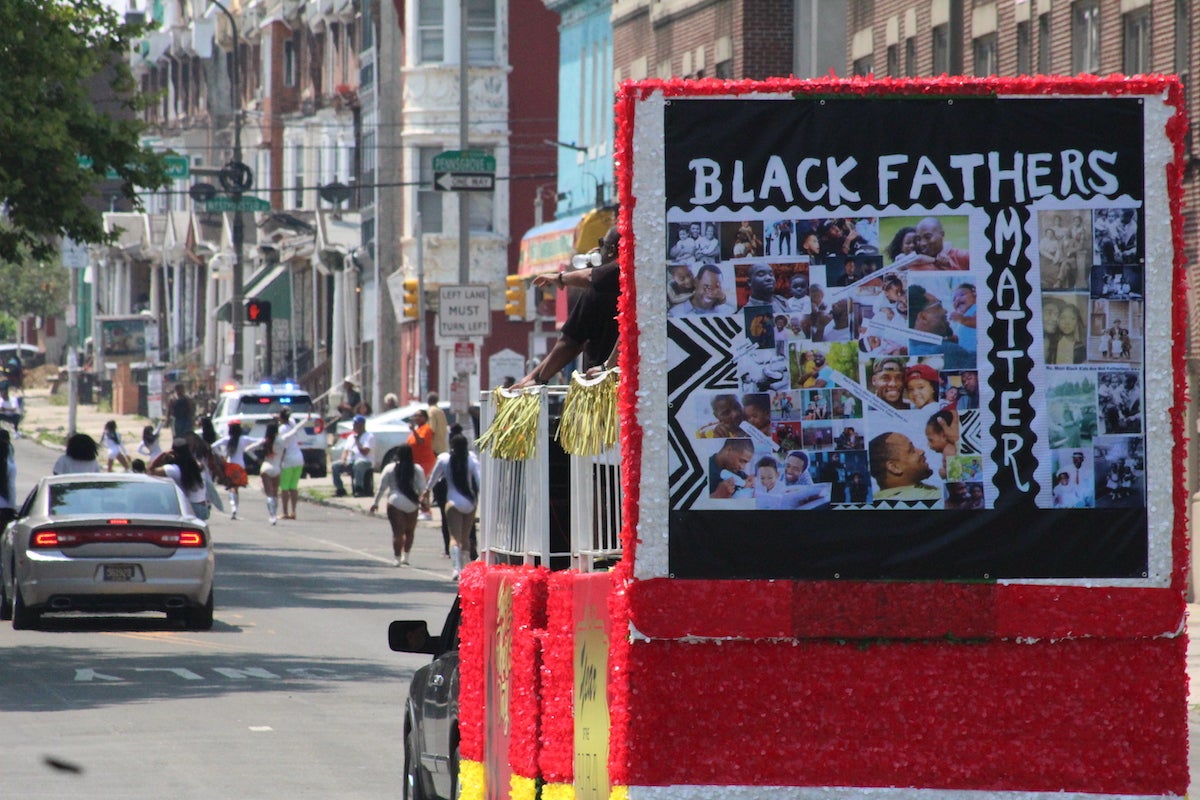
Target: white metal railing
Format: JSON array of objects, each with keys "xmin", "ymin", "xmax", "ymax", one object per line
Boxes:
[
  {"xmin": 569, "ymin": 444, "xmax": 623, "ymax": 571},
  {"xmin": 478, "ymin": 384, "xmax": 623, "ymax": 571}
]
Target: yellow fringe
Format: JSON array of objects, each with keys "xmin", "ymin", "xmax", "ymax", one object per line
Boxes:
[
  {"xmin": 509, "ymin": 773, "xmax": 538, "ymax": 800},
  {"xmin": 458, "ymin": 758, "xmax": 486, "ymax": 800},
  {"xmin": 608, "ymin": 786, "xmax": 629, "ymax": 800},
  {"xmin": 476, "ymin": 387, "xmax": 542, "ymax": 461},
  {"xmin": 540, "ymin": 783, "xmax": 576, "ymax": 800},
  {"xmin": 557, "ymin": 369, "xmax": 620, "ymax": 456}
]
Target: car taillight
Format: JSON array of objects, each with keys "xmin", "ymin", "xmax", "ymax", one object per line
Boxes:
[{"xmin": 30, "ymin": 527, "xmax": 207, "ymax": 549}]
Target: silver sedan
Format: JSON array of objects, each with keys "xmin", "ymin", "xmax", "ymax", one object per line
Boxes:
[{"xmin": 0, "ymin": 474, "xmax": 215, "ymax": 630}]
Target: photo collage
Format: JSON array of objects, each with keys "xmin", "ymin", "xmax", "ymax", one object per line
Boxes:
[
  {"xmin": 1040, "ymin": 208, "xmax": 1145, "ymax": 510},
  {"xmin": 673, "ymin": 215, "xmax": 986, "ymax": 510}
]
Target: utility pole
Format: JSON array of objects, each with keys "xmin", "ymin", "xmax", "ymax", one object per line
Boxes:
[
  {"xmin": 458, "ymin": 0, "xmax": 470, "ymax": 284},
  {"xmin": 209, "ymin": 0, "xmax": 246, "ymax": 383}
]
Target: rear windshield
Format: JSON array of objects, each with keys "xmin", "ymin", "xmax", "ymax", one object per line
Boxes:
[
  {"xmin": 49, "ymin": 481, "xmax": 183, "ymax": 517},
  {"xmin": 233, "ymin": 395, "xmax": 313, "ymax": 416}
]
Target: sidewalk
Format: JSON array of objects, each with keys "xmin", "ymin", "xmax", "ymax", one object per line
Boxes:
[{"xmin": 14, "ymin": 386, "xmax": 408, "ymax": 520}]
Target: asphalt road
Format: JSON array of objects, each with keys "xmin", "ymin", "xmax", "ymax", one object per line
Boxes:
[{"xmin": 0, "ymin": 435, "xmax": 459, "ymax": 799}]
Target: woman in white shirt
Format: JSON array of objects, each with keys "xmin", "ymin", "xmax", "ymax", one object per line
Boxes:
[
  {"xmin": 53, "ymin": 433, "xmax": 102, "ymax": 475},
  {"xmin": 138, "ymin": 424, "xmax": 163, "ymax": 463},
  {"xmin": 421, "ymin": 435, "xmax": 481, "ymax": 580},
  {"xmin": 212, "ymin": 422, "xmax": 259, "ymax": 520},
  {"xmin": 100, "ymin": 420, "xmax": 131, "ymax": 472},
  {"xmin": 150, "ymin": 437, "xmax": 210, "ymax": 520},
  {"xmin": 369, "ymin": 444, "xmax": 427, "ymax": 566},
  {"xmin": 245, "ymin": 419, "xmax": 308, "ymax": 525}
]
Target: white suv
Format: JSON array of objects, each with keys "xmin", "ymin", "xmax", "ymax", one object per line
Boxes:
[{"xmin": 210, "ymin": 384, "xmax": 328, "ymax": 478}]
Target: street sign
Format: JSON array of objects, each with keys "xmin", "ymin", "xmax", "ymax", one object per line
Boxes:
[
  {"xmin": 61, "ymin": 237, "xmax": 89, "ymax": 269},
  {"xmin": 432, "ymin": 150, "xmax": 496, "ymax": 173},
  {"xmin": 204, "ymin": 195, "xmax": 271, "ymax": 213},
  {"xmin": 434, "ymin": 172, "xmax": 495, "ymax": 192},
  {"xmin": 438, "ymin": 285, "xmax": 492, "ymax": 338},
  {"xmin": 432, "ymin": 150, "xmax": 495, "ymax": 192},
  {"xmin": 78, "ymin": 154, "xmax": 190, "ymax": 180},
  {"xmin": 164, "ymin": 155, "xmax": 190, "ymax": 180}
]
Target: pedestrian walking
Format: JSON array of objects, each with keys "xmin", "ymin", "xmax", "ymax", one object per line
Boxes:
[
  {"xmin": 213, "ymin": 422, "xmax": 255, "ymax": 520},
  {"xmin": 421, "ymin": 434, "xmax": 480, "ymax": 581},
  {"xmin": 369, "ymin": 444, "xmax": 427, "ymax": 566}
]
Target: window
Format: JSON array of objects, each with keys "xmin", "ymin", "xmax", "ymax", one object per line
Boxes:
[
  {"xmin": 361, "ymin": 0, "xmax": 374, "ymax": 49},
  {"xmin": 1176, "ymin": 0, "xmax": 1192, "ymax": 153},
  {"xmin": 418, "ymin": 147, "xmax": 443, "ymax": 234},
  {"xmin": 293, "ymin": 143, "xmax": 305, "ymax": 208},
  {"xmin": 418, "ymin": 0, "xmax": 444, "ymax": 64},
  {"xmin": 1123, "ymin": 9, "xmax": 1151, "ymax": 75},
  {"xmin": 468, "ymin": 147, "xmax": 494, "ymax": 232},
  {"xmin": 1016, "ymin": 20, "xmax": 1032, "ymax": 75},
  {"xmin": 973, "ymin": 34, "xmax": 997, "ymax": 76},
  {"xmin": 905, "ymin": 37, "xmax": 916, "ymax": 76},
  {"xmin": 852, "ymin": 55, "xmax": 872, "ymax": 77},
  {"xmin": 284, "ymin": 38, "xmax": 297, "ymax": 87},
  {"xmin": 714, "ymin": 59, "xmax": 732, "ymax": 79},
  {"xmin": 1071, "ymin": 1, "xmax": 1101, "ymax": 75},
  {"xmin": 466, "ymin": 0, "xmax": 496, "ymax": 64},
  {"xmin": 932, "ymin": 23, "xmax": 950, "ymax": 74},
  {"xmin": 886, "ymin": 44, "xmax": 899, "ymax": 77},
  {"xmin": 1037, "ymin": 12, "xmax": 1051, "ymax": 73}
]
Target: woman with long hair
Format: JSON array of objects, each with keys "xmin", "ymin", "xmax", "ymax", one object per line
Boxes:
[
  {"xmin": 246, "ymin": 417, "xmax": 308, "ymax": 524},
  {"xmin": 421, "ymin": 435, "xmax": 481, "ymax": 580},
  {"xmin": 100, "ymin": 420, "xmax": 131, "ymax": 472},
  {"xmin": 0, "ymin": 430, "xmax": 16, "ymax": 529},
  {"xmin": 138, "ymin": 424, "xmax": 163, "ymax": 462},
  {"xmin": 249, "ymin": 422, "xmax": 283, "ymax": 524},
  {"xmin": 54, "ymin": 433, "xmax": 101, "ymax": 475},
  {"xmin": 369, "ymin": 444, "xmax": 427, "ymax": 566},
  {"xmin": 150, "ymin": 437, "xmax": 210, "ymax": 520},
  {"xmin": 213, "ymin": 422, "xmax": 256, "ymax": 520}
]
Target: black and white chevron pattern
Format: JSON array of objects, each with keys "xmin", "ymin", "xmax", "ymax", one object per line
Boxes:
[{"xmin": 667, "ymin": 316, "xmax": 742, "ymax": 508}]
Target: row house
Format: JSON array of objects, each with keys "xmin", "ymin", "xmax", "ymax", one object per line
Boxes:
[
  {"xmin": 120, "ymin": 0, "xmax": 559, "ymax": 409},
  {"xmin": 117, "ymin": 0, "xmax": 366, "ymax": 401}
]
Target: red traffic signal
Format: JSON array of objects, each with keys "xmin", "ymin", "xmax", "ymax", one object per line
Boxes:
[{"xmin": 245, "ymin": 298, "xmax": 272, "ymax": 324}]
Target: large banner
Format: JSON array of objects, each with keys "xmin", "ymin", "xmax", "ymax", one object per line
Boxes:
[{"xmin": 630, "ymin": 87, "xmax": 1178, "ymax": 583}]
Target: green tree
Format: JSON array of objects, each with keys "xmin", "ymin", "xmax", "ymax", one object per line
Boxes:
[
  {"xmin": 0, "ymin": 0, "xmax": 167, "ymax": 261},
  {"xmin": 0, "ymin": 236, "xmax": 69, "ymax": 321}
]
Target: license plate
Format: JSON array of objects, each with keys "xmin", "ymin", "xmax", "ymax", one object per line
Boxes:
[{"xmin": 103, "ymin": 565, "xmax": 136, "ymax": 582}]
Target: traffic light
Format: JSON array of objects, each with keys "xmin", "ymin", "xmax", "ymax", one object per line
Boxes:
[
  {"xmin": 402, "ymin": 279, "xmax": 420, "ymax": 320},
  {"xmin": 505, "ymin": 274, "xmax": 527, "ymax": 319},
  {"xmin": 245, "ymin": 298, "xmax": 271, "ymax": 324}
]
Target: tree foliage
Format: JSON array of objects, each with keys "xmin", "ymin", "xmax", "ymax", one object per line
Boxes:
[
  {"xmin": 0, "ymin": 222, "xmax": 70, "ymax": 320},
  {"xmin": 0, "ymin": 0, "xmax": 168, "ymax": 261}
]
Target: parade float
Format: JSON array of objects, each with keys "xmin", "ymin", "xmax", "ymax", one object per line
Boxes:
[{"xmin": 462, "ymin": 75, "xmax": 1189, "ymax": 800}]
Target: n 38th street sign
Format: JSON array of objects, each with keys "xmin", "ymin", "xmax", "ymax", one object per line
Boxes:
[{"xmin": 439, "ymin": 285, "xmax": 491, "ymax": 338}]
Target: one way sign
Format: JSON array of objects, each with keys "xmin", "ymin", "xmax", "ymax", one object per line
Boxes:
[{"xmin": 433, "ymin": 172, "xmax": 495, "ymax": 192}]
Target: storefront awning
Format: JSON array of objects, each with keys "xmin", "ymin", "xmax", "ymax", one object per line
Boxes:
[
  {"xmin": 215, "ymin": 264, "xmax": 292, "ymax": 323},
  {"xmin": 517, "ymin": 213, "xmax": 585, "ymax": 278}
]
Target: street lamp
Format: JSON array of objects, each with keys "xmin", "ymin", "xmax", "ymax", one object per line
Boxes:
[{"xmin": 207, "ymin": 0, "xmax": 246, "ymax": 383}]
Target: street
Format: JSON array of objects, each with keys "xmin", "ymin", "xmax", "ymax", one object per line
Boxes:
[{"xmin": 0, "ymin": 434, "xmax": 458, "ymax": 799}]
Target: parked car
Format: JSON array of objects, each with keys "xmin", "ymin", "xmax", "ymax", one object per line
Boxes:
[
  {"xmin": 389, "ymin": 598, "xmax": 461, "ymax": 800},
  {"xmin": 210, "ymin": 384, "xmax": 328, "ymax": 477},
  {"xmin": 0, "ymin": 474, "xmax": 215, "ymax": 630},
  {"xmin": 333, "ymin": 402, "xmax": 478, "ymax": 472}
]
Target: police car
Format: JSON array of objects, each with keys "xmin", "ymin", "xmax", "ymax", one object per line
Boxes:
[{"xmin": 210, "ymin": 383, "xmax": 328, "ymax": 478}]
